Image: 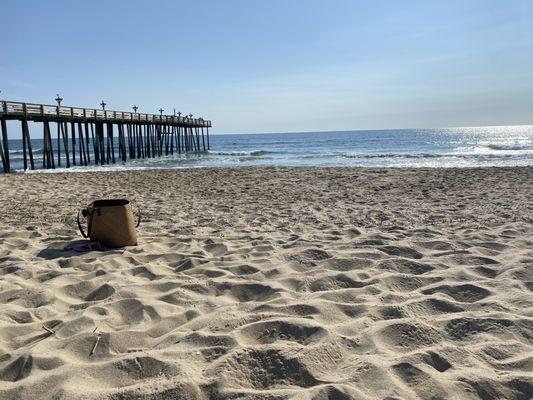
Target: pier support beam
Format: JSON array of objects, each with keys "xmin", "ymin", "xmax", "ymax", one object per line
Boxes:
[
  {"xmin": 61, "ymin": 122, "xmax": 70, "ymax": 168},
  {"xmin": 0, "ymin": 119, "xmax": 9, "ymax": 173},
  {"xmin": 71, "ymin": 122, "xmax": 77, "ymax": 166},
  {"xmin": 21, "ymin": 120, "xmax": 35, "ymax": 170},
  {"xmin": 43, "ymin": 121, "xmax": 55, "ymax": 169}
]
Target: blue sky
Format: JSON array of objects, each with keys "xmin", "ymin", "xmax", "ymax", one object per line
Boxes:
[{"xmin": 1, "ymin": 0, "xmax": 532, "ymax": 135}]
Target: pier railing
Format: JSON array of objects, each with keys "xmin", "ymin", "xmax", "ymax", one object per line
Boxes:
[
  {"xmin": 0, "ymin": 100, "xmax": 212, "ymax": 173},
  {"xmin": 0, "ymin": 100, "xmax": 211, "ymax": 126}
]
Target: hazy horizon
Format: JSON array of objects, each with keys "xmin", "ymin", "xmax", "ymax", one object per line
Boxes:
[{"xmin": 209, "ymin": 124, "xmax": 533, "ymax": 136}]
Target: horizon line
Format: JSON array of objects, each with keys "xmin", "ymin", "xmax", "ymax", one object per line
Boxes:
[{"xmin": 211, "ymin": 123, "xmax": 533, "ymax": 136}]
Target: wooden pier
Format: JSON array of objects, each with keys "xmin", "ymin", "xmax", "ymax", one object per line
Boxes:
[{"xmin": 0, "ymin": 100, "xmax": 212, "ymax": 173}]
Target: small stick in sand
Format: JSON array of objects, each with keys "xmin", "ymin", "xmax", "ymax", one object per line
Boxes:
[
  {"xmin": 90, "ymin": 334, "xmax": 101, "ymax": 357},
  {"xmin": 42, "ymin": 325, "xmax": 55, "ymax": 335}
]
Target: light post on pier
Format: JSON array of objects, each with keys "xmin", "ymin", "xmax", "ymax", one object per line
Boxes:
[
  {"xmin": 158, "ymin": 109, "xmax": 164, "ymax": 155},
  {"xmin": 55, "ymin": 95, "xmax": 63, "ymax": 166},
  {"xmin": 100, "ymin": 100, "xmax": 107, "ymax": 122}
]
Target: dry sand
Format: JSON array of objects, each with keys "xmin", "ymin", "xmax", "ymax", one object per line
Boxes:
[{"xmin": 0, "ymin": 167, "xmax": 532, "ymax": 400}]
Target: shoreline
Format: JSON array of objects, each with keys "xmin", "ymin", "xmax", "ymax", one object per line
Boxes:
[{"xmin": 5, "ymin": 163, "xmax": 533, "ymax": 173}]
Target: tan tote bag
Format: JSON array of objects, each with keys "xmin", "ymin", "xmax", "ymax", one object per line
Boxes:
[{"xmin": 77, "ymin": 199, "xmax": 140, "ymax": 247}]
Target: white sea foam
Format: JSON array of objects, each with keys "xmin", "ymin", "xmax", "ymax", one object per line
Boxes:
[
  {"xmin": 451, "ymin": 145, "xmax": 533, "ymax": 157},
  {"xmin": 486, "ymin": 143, "xmax": 533, "ymax": 151},
  {"xmin": 208, "ymin": 150, "xmax": 268, "ymax": 156}
]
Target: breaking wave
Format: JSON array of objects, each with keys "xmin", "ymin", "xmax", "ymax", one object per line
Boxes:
[
  {"xmin": 486, "ymin": 144, "xmax": 533, "ymax": 151},
  {"xmin": 341, "ymin": 148, "xmax": 533, "ymax": 159},
  {"xmin": 208, "ymin": 150, "xmax": 270, "ymax": 156}
]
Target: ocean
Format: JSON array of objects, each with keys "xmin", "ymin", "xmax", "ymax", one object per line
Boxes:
[{"xmin": 3, "ymin": 125, "xmax": 533, "ymax": 172}]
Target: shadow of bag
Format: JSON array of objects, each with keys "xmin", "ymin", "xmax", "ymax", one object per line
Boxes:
[{"xmin": 77, "ymin": 199, "xmax": 140, "ymax": 247}]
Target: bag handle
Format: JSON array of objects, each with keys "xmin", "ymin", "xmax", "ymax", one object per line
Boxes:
[
  {"xmin": 134, "ymin": 208, "xmax": 141, "ymax": 227},
  {"xmin": 77, "ymin": 210, "xmax": 88, "ymax": 238}
]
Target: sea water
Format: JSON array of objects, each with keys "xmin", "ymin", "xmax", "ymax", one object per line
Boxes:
[{"xmin": 4, "ymin": 125, "xmax": 533, "ymax": 172}]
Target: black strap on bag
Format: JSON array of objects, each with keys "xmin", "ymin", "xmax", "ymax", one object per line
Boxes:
[
  {"xmin": 77, "ymin": 208, "xmax": 97, "ymax": 238},
  {"xmin": 135, "ymin": 209, "xmax": 142, "ymax": 227},
  {"xmin": 77, "ymin": 209, "xmax": 88, "ymax": 238}
]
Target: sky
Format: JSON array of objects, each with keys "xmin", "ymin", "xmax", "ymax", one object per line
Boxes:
[{"xmin": 1, "ymin": 0, "xmax": 533, "ymax": 136}]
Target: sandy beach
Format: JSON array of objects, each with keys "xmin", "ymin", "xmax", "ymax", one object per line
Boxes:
[{"xmin": 0, "ymin": 166, "xmax": 532, "ymax": 399}]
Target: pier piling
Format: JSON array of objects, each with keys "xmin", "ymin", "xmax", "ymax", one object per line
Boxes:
[{"xmin": 1, "ymin": 119, "xmax": 10, "ymax": 172}]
